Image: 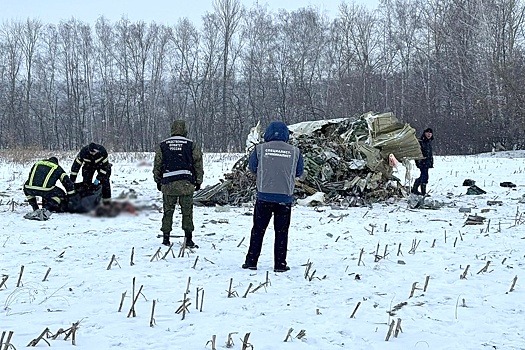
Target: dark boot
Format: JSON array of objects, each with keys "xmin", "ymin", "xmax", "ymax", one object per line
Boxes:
[
  {"xmin": 28, "ymin": 198, "xmax": 39, "ymax": 211},
  {"xmin": 274, "ymin": 265, "xmax": 291, "ymax": 273},
  {"xmin": 184, "ymin": 231, "xmax": 198, "ymax": 249},
  {"xmin": 420, "ymin": 184, "xmax": 427, "ymax": 196},
  {"xmin": 242, "ymin": 263, "xmax": 257, "ymax": 270},
  {"xmin": 162, "ymin": 232, "xmax": 171, "ymax": 246}
]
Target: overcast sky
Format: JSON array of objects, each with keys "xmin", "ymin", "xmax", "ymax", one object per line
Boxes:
[{"xmin": 1, "ymin": 0, "xmax": 380, "ymax": 26}]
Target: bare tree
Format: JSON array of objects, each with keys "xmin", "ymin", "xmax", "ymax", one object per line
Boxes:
[
  {"xmin": 33, "ymin": 24, "xmax": 61, "ymax": 149},
  {"xmin": 0, "ymin": 21, "xmax": 24, "ymax": 148},
  {"xmin": 241, "ymin": 5, "xmax": 279, "ymax": 127},
  {"xmin": 168, "ymin": 18, "xmax": 204, "ymax": 144},
  {"xmin": 198, "ymin": 12, "xmax": 223, "ymax": 151},
  {"xmin": 19, "ymin": 19, "xmax": 43, "ymax": 147},
  {"xmin": 213, "ymin": 0, "xmax": 244, "ymax": 150},
  {"xmin": 336, "ymin": 3, "xmax": 381, "ymax": 114}
]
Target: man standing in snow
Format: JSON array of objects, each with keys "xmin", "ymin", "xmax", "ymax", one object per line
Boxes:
[
  {"xmin": 153, "ymin": 120, "xmax": 203, "ymax": 248},
  {"xmin": 24, "ymin": 157, "xmax": 77, "ymax": 212},
  {"xmin": 70, "ymin": 143, "xmax": 112, "ymax": 204},
  {"xmin": 242, "ymin": 121, "xmax": 304, "ymax": 273},
  {"xmin": 412, "ymin": 128, "xmax": 434, "ymax": 196}
]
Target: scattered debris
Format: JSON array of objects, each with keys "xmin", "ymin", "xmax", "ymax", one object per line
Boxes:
[
  {"xmin": 407, "ymin": 194, "xmax": 444, "ymax": 209},
  {"xmin": 24, "ymin": 208, "xmax": 52, "ymax": 221},
  {"xmin": 487, "ymin": 201, "xmax": 503, "ymax": 206},
  {"xmin": 500, "ymin": 181, "xmax": 516, "ymax": 188},
  {"xmin": 466, "ymin": 185, "xmax": 486, "ymax": 195},
  {"xmin": 194, "ymin": 112, "xmax": 423, "ymax": 206},
  {"xmin": 462, "ymin": 179, "xmax": 476, "ymax": 186},
  {"xmin": 459, "ymin": 207, "xmax": 472, "ymax": 213},
  {"xmin": 296, "ymin": 192, "xmax": 325, "ymax": 207},
  {"xmin": 464, "ymin": 215, "xmax": 486, "ymax": 225}
]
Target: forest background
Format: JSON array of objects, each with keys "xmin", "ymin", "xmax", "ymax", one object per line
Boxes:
[{"xmin": 1, "ymin": 0, "xmax": 524, "ymax": 155}]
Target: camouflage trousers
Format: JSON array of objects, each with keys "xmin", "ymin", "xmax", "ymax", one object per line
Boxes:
[{"xmin": 161, "ymin": 192, "xmax": 194, "ymax": 234}]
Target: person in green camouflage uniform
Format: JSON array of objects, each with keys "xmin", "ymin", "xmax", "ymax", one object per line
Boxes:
[{"xmin": 153, "ymin": 120, "xmax": 204, "ymax": 247}]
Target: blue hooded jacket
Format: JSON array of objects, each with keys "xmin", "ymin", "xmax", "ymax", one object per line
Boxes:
[{"xmin": 249, "ymin": 121, "xmax": 304, "ymax": 203}]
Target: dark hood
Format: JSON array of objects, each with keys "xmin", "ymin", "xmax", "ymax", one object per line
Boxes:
[
  {"xmin": 420, "ymin": 132, "xmax": 434, "ymax": 141},
  {"xmin": 263, "ymin": 121, "xmax": 289, "ymax": 142},
  {"xmin": 171, "ymin": 120, "xmax": 187, "ymax": 137}
]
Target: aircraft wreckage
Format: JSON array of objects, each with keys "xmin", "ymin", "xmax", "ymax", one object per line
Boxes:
[{"xmin": 194, "ymin": 112, "xmax": 423, "ymax": 207}]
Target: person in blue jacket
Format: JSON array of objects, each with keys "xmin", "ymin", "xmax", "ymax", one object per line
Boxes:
[{"xmin": 242, "ymin": 121, "xmax": 304, "ymax": 272}]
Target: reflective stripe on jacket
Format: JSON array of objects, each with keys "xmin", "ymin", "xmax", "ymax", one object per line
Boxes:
[
  {"xmin": 71, "ymin": 144, "xmax": 109, "ymax": 176},
  {"xmin": 25, "ymin": 160, "xmax": 75, "ymax": 194},
  {"xmin": 159, "ymin": 136, "xmax": 195, "ymax": 184}
]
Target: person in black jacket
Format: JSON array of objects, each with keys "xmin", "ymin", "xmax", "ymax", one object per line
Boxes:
[
  {"xmin": 412, "ymin": 128, "xmax": 434, "ymax": 195},
  {"xmin": 23, "ymin": 157, "xmax": 77, "ymax": 212},
  {"xmin": 70, "ymin": 143, "xmax": 112, "ymax": 204}
]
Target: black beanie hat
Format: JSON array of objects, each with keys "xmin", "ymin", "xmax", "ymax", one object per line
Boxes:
[
  {"xmin": 48, "ymin": 156, "xmax": 58, "ymax": 164},
  {"xmin": 424, "ymin": 128, "xmax": 433, "ymax": 133}
]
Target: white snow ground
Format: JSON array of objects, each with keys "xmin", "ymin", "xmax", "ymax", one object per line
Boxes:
[{"xmin": 1, "ymin": 151, "xmax": 524, "ymax": 350}]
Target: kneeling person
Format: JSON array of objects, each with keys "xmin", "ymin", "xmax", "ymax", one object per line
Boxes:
[{"xmin": 24, "ymin": 157, "xmax": 76, "ymax": 212}]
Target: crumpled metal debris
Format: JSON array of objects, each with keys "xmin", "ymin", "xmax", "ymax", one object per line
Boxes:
[
  {"xmin": 464, "ymin": 215, "xmax": 486, "ymax": 225},
  {"xmin": 297, "ymin": 192, "xmax": 326, "ymax": 207},
  {"xmin": 24, "ymin": 208, "xmax": 52, "ymax": 221},
  {"xmin": 194, "ymin": 112, "xmax": 423, "ymax": 206},
  {"xmin": 407, "ymin": 194, "xmax": 445, "ymax": 209},
  {"xmin": 466, "ymin": 185, "xmax": 486, "ymax": 195}
]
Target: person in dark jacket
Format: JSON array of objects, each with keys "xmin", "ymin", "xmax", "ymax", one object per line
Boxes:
[
  {"xmin": 70, "ymin": 143, "xmax": 112, "ymax": 204},
  {"xmin": 412, "ymin": 128, "xmax": 434, "ymax": 195},
  {"xmin": 242, "ymin": 121, "xmax": 304, "ymax": 273},
  {"xmin": 24, "ymin": 157, "xmax": 77, "ymax": 212},
  {"xmin": 153, "ymin": 120, "xmax": 204, "ymax": 248}
]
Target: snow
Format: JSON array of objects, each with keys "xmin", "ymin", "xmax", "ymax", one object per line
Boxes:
[{"xmin": 1, "ymin": 151, "xmax": 524, "ymax": 349}]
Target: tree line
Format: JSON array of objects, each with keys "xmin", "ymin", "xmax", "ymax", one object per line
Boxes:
[{"xmin": 1, "ymin": 0, "xmax": 524, "ymax": 155}]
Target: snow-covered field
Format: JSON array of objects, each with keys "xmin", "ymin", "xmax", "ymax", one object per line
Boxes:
[{"xmin": 1, "ymin": 151, "xmax": 524, "ymax": 350}]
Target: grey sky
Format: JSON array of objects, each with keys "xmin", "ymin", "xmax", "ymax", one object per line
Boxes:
[{"xmin": 1, "ymin": 0, "xmax": 380, "ymax": 26}]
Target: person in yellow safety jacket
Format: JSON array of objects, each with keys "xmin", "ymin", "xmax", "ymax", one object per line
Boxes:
[
  {"xmin": 23, "ymin": 157, "xmax": 77, "ymax": 212},
  {"xmin": 70, "ymin": 143, "xmax": 112, "ymax": 204}
]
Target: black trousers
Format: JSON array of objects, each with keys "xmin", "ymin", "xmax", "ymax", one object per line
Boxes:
[
  {"xmin": 24, "ymin": 186, "xmax": 67, "ymax": 212},
  {"xmin": 245, "ymin": 199, "xmax": 292, "ymax": 268},
  {"xmin": 414, "ymin": 166, "xmax": 429, "ymax": 185},
  {"xmin": 82, "ymin": 165, "xmax": 111, "ymax": 200}
]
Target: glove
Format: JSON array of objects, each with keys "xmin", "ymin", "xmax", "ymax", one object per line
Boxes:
[
  {"xmin": 195, "ymin": 183, "xmax": 201, "ymax": 191},
  {"xmin": 70, "ymin": 174, "xmax": 77, "ymax": 183},
  {"xmin": 156, "ymin": 182, "xmax": 162, "ymax": 191}
]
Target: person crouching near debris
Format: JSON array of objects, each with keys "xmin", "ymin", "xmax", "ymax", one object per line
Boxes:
[
  {"xmin": 242, "ymin": 121, "xmax": 304, "ymax": 273},
  {"xmin": 23, "ymin": 157, "xmax": 77, "ymax": 212},
  {"xmin": 153, "ymin": 120, "xmax": 204, "ymax": 248},
  {"xmin": 70, "ymin": 142, "xmax": 112, "ymax": 205},
  {"xmin": 412, "ymin": 128, "xmax": 434, "ymax": 196}
]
